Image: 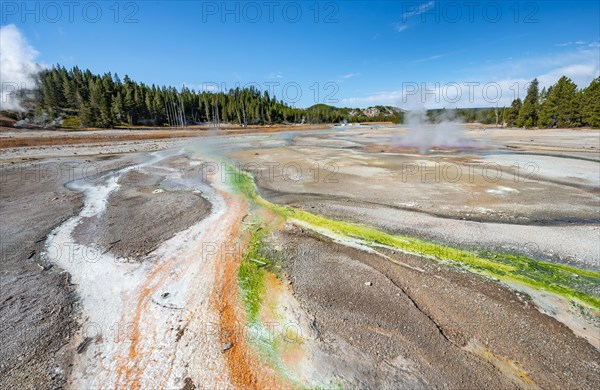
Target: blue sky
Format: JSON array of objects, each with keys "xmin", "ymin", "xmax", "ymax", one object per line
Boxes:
[{"xmin": 2, "ymin": 0, "xmax": 599, "ymax": 108}]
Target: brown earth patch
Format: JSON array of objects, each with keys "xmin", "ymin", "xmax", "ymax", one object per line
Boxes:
[{"xmin": 0, "ymin": 125, "xmax": 331, "ymax": 149}]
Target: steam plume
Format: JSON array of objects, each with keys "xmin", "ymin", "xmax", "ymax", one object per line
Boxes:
[
  {"xmin": 395, "ymin": 86, "xmax": 477, "ymax": 153},
  {"xmin": 0, "ymin": 24, "xmax": 42, "ymax": 111}
]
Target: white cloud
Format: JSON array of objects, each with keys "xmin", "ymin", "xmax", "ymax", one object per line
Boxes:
[
  {"xmin": 538, "ymin": 63, "xmax": 599, "ymax": 88},
  {"xmin": 393, "ymin": 23, "xmax": 408, "ymax": 33},
  {"xmin": 0, "ymin": 24, "xmax": 43, "ymax": 111},
  {"xmin": 341, "ymin": 91, "xmax": 404, "ymax": 107},
  {"xmin": 414, "ymin": 54, "xmax": 444, "ymax": 63},
  {"xmin": 268, "ymin": 71, "xmax": 284, "ymax": 79},
  {"xmin": 555, "ymin": 40, "xmax": 589, "ymax": 47},
  {"xmin": 339, "ymin": 73, "xmax": 360, "ymax": 80},
  {"xmin": 394, "ymin": 1, "xmax": 435, "ymax": 31},
  {"xmin": 341, "ymin": 49, "xmax": 599, "ymax": 109},
  {"xmin": 401, "ymin": 1, "xmax": 435, "ymax": 19}
]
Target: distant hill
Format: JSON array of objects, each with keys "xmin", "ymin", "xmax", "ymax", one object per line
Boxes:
[
  {"xmin": 348, "ymin": 105, "xmax": 406, "ymax": 118},
  {"xmin": 305, "ymin": 104, "xmax": 404, "ymax": 124}
]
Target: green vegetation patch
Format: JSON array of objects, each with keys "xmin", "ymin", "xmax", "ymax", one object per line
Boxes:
[
  {"xmin": 238, "ymin": 225, "xmax": 270, "ymax": 323},
  {"xmin": 237, "ymin": 221, "xmax": 311, "ymax": 386},
  {"xmin": 61, "ymin": 115, "xmax": 81, "ymax": 129}
]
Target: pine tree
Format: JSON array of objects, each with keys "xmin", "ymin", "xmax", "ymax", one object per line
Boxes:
[
  {"xmin": 507, "ymin": 98, "xmax": 522, "ymax": 127},
  {"xmin": 153, "ymin": 90, "xmax": 164, "ymax": 124},
  {"xmin": 79, "ymin": 102, "xmax": 95, "ymax": 127},
  {"xmin": 518, "ymin": 78, "xmax": 539, "ymax": 128},
  {"xmin": 539, "ymin": 76, "xmax": 579, "ymax": 128},
  {"xmin": 61, "ymin": 72, "xmax": 78, "ymax": 109},
  {"xmin": 42, "ymin": 74, "xmax": 59, "ymax": 112},
  {"xmin": 124, "ymin": 86, "xmax": 135, "ymax": 125},
  {"xmin": 581, "ymin": 77, "xmax": 600, "ymax": 128}
]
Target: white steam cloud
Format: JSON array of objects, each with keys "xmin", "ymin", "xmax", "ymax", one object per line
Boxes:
[
  {"xmin": 1, "ymin": 24, "xmax": 42, "ymax": 111},
  {"xmin": 394, "ymin": 85, "xmax": 477, "ymax": 153},
  {"xmin": 397, "ymin": 110, "xmax": 475, "ymax": 153}
]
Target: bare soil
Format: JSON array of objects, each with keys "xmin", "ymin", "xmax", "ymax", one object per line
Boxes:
[
  {"xmin": 1, "ymin": 126, "xmax": 598, "ymax": 389},
  {"xmin": 73, "ymin": 165, "xmax": 211, "ymax": 260},
  {"xmin": 0, "ymin": 124, "xmax": 331, "ymax": 149},
  {"xmin": 0, "ymin": 155, "xmax": 138, "ymax": 389},
  {"xmin": 276, "ymin": 226, "xmax": 600, "ymax": 389}
]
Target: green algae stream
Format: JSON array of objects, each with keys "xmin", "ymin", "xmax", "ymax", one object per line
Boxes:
[{"xmin": 227, "ymin": 164, "xmax": 600, "ymax": 312}]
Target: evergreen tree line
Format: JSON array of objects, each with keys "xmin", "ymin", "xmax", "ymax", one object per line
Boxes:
[
  {"xmin": 425, "ymin": 76, "xmax": 599, "ymax": 128},
  {"xmin": 426, "ymin": 107, "xmax": 499, "ymax": 125},
  {"xmin": 32, "ymin": 66, "xmax": 405, "ymax": 128},
  {"xmin": 35, "ymin": 65, "xmax": 307, "ymax": 128},
  {"xmin": 506, "ymin": 76, "xmax": 600, "ymax": 128}
]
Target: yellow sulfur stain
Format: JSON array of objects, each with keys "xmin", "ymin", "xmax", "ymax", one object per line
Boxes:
[{"xmin": 464, "ymin": 339, "xmax": 539, "ymax": 390}]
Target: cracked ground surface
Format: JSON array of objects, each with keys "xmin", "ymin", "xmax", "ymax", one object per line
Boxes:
[{"xmin": 276, "ymin": 227, "xmax": 599, "ymax": 389}]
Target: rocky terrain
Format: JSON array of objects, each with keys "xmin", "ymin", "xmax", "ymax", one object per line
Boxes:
[{"xmin": 1, "ymin": 125, "xmax": 598, "ymax": 389}]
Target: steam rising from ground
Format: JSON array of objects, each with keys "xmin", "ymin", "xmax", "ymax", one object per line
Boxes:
[
  {"xmin": 0, "ymin": 24, "xmax": 42, "ymax": 111},
  {"xmin": 397, "ymin": 110, "xmax": 476, "ymax": 153},
  {"xmin": 395, "ymin": 86, "xmax": 477, "ymax": 153}
]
